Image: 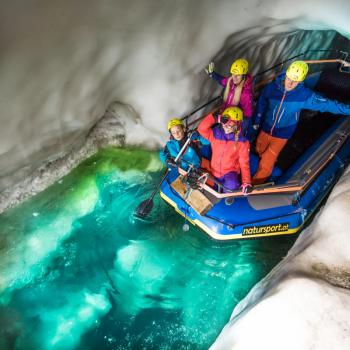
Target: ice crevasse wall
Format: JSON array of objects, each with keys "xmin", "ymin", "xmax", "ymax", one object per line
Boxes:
[
  {"xmin": 0, "ymin": 0, "xmax": 350, "ymax": 348},
  {"xmin": 1, "ymin": 0, "xmax": 350, "ymax": 210}
]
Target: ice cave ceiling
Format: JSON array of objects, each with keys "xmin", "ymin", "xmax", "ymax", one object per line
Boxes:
[{"xmin": 0, "ymin": 0, "xmax": 349, "ymax": 201}]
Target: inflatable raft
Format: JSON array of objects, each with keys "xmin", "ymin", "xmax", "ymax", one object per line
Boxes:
[{"xmin": 160, "ymin": 52, "xmax": 350, "ymax": 240}]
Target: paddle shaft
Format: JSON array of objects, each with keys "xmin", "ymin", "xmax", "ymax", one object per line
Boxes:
[
  {"xmin": 149, "ymin": 130, "xmax": 195, "ymax": 199},
  {"xmin": 135, "ymin": 130, "xmax": 195, "ymax": 217}
]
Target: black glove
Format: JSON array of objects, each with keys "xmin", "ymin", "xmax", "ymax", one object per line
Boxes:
[
  {"xmin": 166, "ymin": 157, "xmax": 177, "ymax": 168},
  {"xmin": 247, "ymin": 124, "xmax": 259, "ymax": 142},
  {"xmin": 186, "ymin": 168, "xmax": 202, "ymax": 189},
  {"xmin": 240, "ymin": 183, "xmax": 253, "ymax": 196},
  {"xmin": 213, "ymin": 110, "xmax": 221, "ymax": 122}
]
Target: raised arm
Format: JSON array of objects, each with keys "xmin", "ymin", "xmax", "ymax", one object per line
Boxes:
[
  {"xmin": 209, "ymin": 71, "xmax": 227, "ymax": 87},
  {"xmin": 197, "ymin": 113, "xmax": 216, "ymax": 142},
  {"xmin": 205, "ymin": 62, "xmax": 227, "ymax": 87}
]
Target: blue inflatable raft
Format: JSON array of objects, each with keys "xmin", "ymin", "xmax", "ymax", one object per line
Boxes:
[
  {"xmin": 160, "ymin": 116, "xmax": 350, "ymax": 240},
  {"xmin": 160, "ymin": 55, "xmax": 350, "ymax": 240}
]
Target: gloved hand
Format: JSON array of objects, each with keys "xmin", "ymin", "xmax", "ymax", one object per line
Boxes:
[
  {"xmin": 204, "ymin": 62, "xmax": 215, "ymax": 75},
  {"xmin": 213, "ymin": 109, "xmax": 221, "ymax": 122},
  {"xmin": 166, "ymin": 157, "xmax": 177, "ymax": 168},
  {"xmin": 240, "ymin": 183, "xmax": 253, "ymax": 196},
  {"xmin": 247, "ymin": 124, "xmax": 259, "ymax": 142},
  {"xmin": 186, "ymin": 168, "xmax": 202, "ymax": 189}
]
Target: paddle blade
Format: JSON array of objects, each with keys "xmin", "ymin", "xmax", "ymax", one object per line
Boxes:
[{"xmin": 134, "ymin": 198, "xmax": 154, "ymax": 218}]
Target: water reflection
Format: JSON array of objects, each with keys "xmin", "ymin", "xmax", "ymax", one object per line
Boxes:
[{"xmin": 0, "ymin": 148, "xmax": 297, "ymax": 350}]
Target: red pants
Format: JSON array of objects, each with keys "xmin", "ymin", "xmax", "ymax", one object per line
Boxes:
[{"xmin": 252, "ymin": 131, "xmax": 288, "ymax": 185}]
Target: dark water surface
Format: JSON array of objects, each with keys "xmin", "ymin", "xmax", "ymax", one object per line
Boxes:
[{"xmin": 0, "ymin": 148, "xmax": 297, "ymax": 350}]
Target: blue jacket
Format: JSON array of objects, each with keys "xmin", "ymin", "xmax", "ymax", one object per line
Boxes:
[
  {"xmin": 254, "ymin": 73, "xmax": 350, "ymax": 139},
  {"xmin": 159, "ymin": 132, "xmax": 210, "ymax": 170}
]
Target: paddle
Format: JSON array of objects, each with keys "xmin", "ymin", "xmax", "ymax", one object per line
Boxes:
[{"xmin": 134, "ymin": 130, "xmax": 195, "ymax": 219}]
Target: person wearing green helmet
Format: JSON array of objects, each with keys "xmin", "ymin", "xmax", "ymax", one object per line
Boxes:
[
  {"xmin": 159, "ymin": 118, "xmax": 210, "ymax": 172},
  {"xmin": 251, "ymin": 60, "xmax": 350, "ymax": 185},
  {"xmin": 205, "ymin": 58, "xmax": 254, "ymax": 134}
]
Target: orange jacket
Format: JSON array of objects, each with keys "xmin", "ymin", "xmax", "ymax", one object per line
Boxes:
[{"xmin": 198, "ymin": 113, "xmax": 251, "ymax": 184}]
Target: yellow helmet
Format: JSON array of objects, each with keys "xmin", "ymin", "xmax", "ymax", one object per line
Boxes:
[
  {"xmin": 167, "ymin": 118, "xmax": 184, "ymax": 131},
  {"xmin": 222, "ymin": 107, "xmax": 243, "ymax": 122},
  {"xmin": 230, "ymin": 58, "xmax": 249, "ymax": 75},
  {"xmin": 286, "ymin": 61, "xmax": 309, "ymax": 82}
]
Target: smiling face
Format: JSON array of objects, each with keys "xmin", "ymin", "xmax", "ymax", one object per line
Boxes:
[
  {"xmin": 222, "ymin": 123, "xmax": 236, "ymax": 134},
  {"xmin": 170, "ymin": 125, "xmax": 185, "ymax": 141},
  {"xmin": 221, "ymin": 118, "xmax": 240, "ymax": 135},
  {"xmin": 284, "ymin": 76, "xmax": 299, "ymax": 91},
  {"xmin": 231, "ymin": 74, "xmax": 244, "ymax": 85}
]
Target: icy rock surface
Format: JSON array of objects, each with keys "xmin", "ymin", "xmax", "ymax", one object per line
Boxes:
[
  {"xmin": 1, "ymin": 0, "xmax": 350, "ymax": 198},
  {"xmin": 0, "ymin": 108, "xmax": 125, "ymax": 213}
]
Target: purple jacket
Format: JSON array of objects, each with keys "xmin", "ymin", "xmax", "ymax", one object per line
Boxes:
[{"xmin": 210, "ymin": 72, "xmax": 254, "ymax": 118}]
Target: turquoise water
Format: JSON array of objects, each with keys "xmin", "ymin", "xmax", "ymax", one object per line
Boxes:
[{"xmin": 0, "ymin": 148, "xmax": 297, "ymax": 350}]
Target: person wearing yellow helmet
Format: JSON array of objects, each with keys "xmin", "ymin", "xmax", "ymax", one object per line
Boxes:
[
  {"xmin": 167, "ymin": 118, "xmax": 185, "ymax": 141},
  {"xmin": 198, "ymin": 107, "xmax": 252, "ymax": 195},
  {"xmin": 160, "ymin": 118, "xmax": 210, "ymax": 172},
  {"xmin": 167, "ymin": 118, "xmax": 184, "ymax": 132},
  {"xmin": 251, "ymin": 60, "xmax": 350, "ymax": 185},
  {"xmin": 205, "ymin": 58, "xmax": 253, "ymax": 132},
  {"xmin": 286, "ymin": 60, "xmax": 309, "ymax": 82}
]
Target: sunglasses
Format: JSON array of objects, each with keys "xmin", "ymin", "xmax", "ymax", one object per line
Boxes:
[
  {"xmin": 220, "ymin": 115, "xmax": 237, "ymax": 126},
  {"xmin": 221, "ymin": 116, "xmax": 230, "ymax": 124}
]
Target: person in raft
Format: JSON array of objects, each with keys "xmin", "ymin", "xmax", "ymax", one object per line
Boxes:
[
  {"xmin": 251, "ymin": 60, "xmax": 350, "ymax": 185},
  {"xmin": 159, "ymin": 118, "xmax": 210, "ymax": 172},
  {"xmin": 198, "ymin": 106, "xmax": 252, "ymax": 197},
  {"xmin": 205, "ymin": 58, "xmax": 253, "ymax": 133}
]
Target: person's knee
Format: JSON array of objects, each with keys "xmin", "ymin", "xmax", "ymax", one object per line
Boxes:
[
  {"xmin": 261, "ymin": 162, "xmax": 273, "ymax": 175},
  {"xmin": 223, "ymin": 183, "xmax": 239, "ymax": 192},
  {"xmin": 268, "ymin": 146, "xmax": 279, "ymax": 159},
  {"xmin": 262, "ymin": 146, "xmax": 279, "ymax": 165},
  {"xmin": 222, "ymin": 172, "xmax": 240, "ymax": 191},
  {"xmin": 255, "ymin": 142, "xmax": 263, "ymax": 156},
  {"xmin": 255, "ymin": 132, "xmax": 269, "ymax": 154},
  {"xmin": 226, "ymin": 178, "xmax": 240, "ymax": 191}
]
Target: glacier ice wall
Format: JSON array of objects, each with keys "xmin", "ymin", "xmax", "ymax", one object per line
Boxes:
[
  {"xmin": 1, "ymin": 0, "xmax": 350, "ymax": 202},
  {"xmin": 1, "ymin": 0, "xmax": 350, "ymax": 349}
]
